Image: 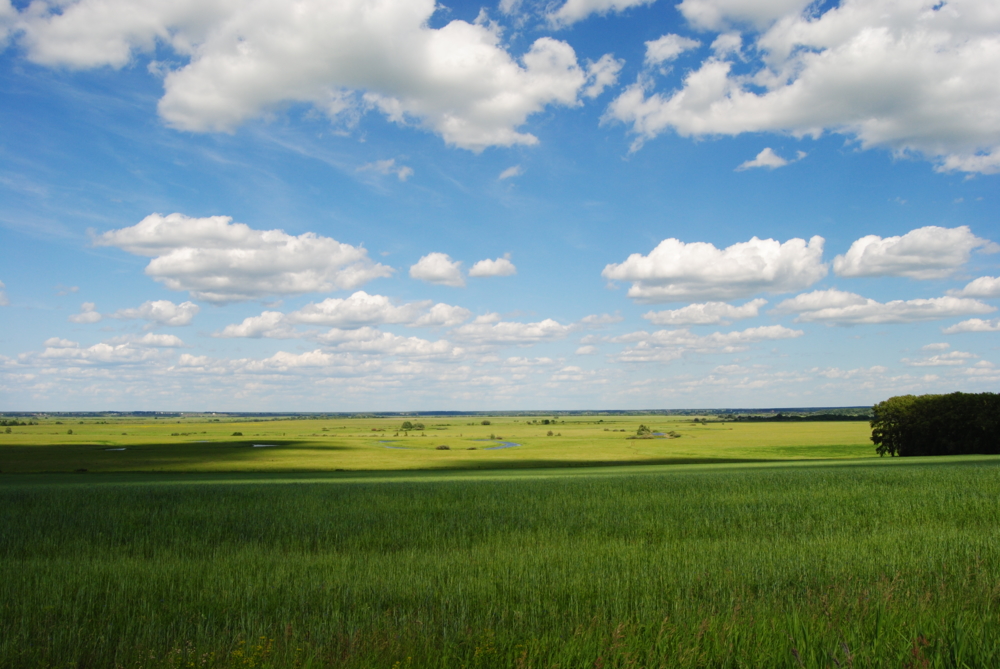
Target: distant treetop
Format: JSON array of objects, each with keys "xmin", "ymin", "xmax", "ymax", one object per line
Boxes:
[{"xmin": 871, "ymin": 392, "xmax": 1000, "ymax": 457}]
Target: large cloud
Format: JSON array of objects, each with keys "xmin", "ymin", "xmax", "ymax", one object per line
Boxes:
[
  {"xmin": 94, "ymin": 213, "xmax": 392, "ymax": 303},
  {"xmin": 833, "ymin": 226, "xmax": 994, "ymax": 279},
  {"xmin": 602, "ymin": 235, "xmax": 826, "ymax": 302},
  {"xmin": 606, "ymin": 0, "xmax": 1000, "ymax": 173},
  {"xmin": 10, "ymin": 0, "xmax": 612, "ymax": 150},
  {"xmin": 773, "ymin": 288, "xmax": 995, "ymax": 324}
]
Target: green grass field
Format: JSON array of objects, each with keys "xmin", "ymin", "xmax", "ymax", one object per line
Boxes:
[
  {"xmin": 0, "ymin": 414, "xmax": 874, "ymax": 472},
  {"xmin": 4, "ymin": 457, "xmax": 1000, "ymax": 668},
  {"xmin": 6, "ymin": 415, "xmax": 998, "ymax": 667}
]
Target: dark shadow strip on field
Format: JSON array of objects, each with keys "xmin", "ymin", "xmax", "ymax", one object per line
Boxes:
[
  {"xmin": 0, "ymin": 440, "xmax": 352, "ymax": 473},
  {"xmin": 4, "ymin": 455, "xmax": 1000, "ymax": 490}
]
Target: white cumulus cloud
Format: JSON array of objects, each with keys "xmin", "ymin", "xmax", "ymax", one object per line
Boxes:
[
  {"xmin": 105, "ymin": 333, "xmax": 187, "ymax": 348},
  {"xmin": 411, "ymin": 303, "xmax": 473, "ymax": 327},
  {"xmin": 38, "ymin": 335, "xmax": 181, "ymax": 364},
  {"xmin": 10, "ymin": 0, "xmax": 608, "ymax": 151},
  {"xmin": 468, "ymin": 254, "xmax": 517, "ymax": 278},
  {"xmin": 677, "ymin": 0, "xmax": 814, "ymax": 31},
  {"xmin": 242, "ymin": 349, "xmax": 339, "ymax": 372},
  {"xmin": 773, "ymin": 288, "xmax": 996, "ymax": 324},
  {"xmin": 112, "ymin": 300, "xmax": 200, "ymax": 327},
  {"xmin": 68, "ymin": 302, "xmax": 102, "ymax": 324},
  {"xmin": 943, "ymin": 318, "xmax": 1000, "ymax": 334},
  {"xmin": 41, "ymin": 337, "xmax": 77, "ymax": 349},
  {"xmin": 607, "ymin": 0, "xmax": 1000, "ymax": 173},
  {"xmin": 215, "ymin": 312, "xmax": 299, "ymax": 339},
  {"xmin": 316, "ymin": 329, "xmax": 459, "ymax": 358},
  {"xmin": 451, "ymin": 314, "xmax": 573, "ymax": 345},
  {"xmin": 614, "ymin": 324, "xmax": 803, "ymax": 362},
  {"xmin": 410, "ymin": 252, "xmax": 465, "ymax": 287},
  {"xmin": 582, "ymin": 53, "xmax": 624, "ymax": 98},
  {"xmin": 94, "ymin": 213, "xmax": 392, "ymax": 303},
  {"xmin": 710, "ymin": 32, "xmax": 742, "ymax": 56},
  {"xmin": 287, "ymin": 291, "xmax": 426, "ymax": 328},
  {"xmin": 736, "ymin": 147, "xmax": 804, "ymax": 171},
  {"xmin": 579, "ymin": 313, "xmax": 624, "ymax": 326},
  {"xmin": 645, "ymin": 34, "xmax": 701, "ymax": 66},
  {"xmin": 833, "ymin": 226, "xmax": 993, "ymax": 279},
  {"xmin": 902, "ymin": 350, "xmax": 977, "ymax": 366},
  {"xmin": 948, "ymin": 276, "xmax": 1000, "ymax": 298},
  {"xmin": 215, "ymin": 293, "xmax": 471, "ymax": 338},
  {"xmin": 643, "ymin": 298, "xmax": 767, "ymax": 325},
  {"xmin": 547, "ymin": 0, "xmax": 655, "ymax": 27},
  {"xmin": 602, "ymin": 235, "xmax": 826, "ymax": 302}
]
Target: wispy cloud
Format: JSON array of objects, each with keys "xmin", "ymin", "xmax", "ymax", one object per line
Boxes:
[{"xmin": 357, "ymin": 158, "xmax": 413, "ymax": 181}]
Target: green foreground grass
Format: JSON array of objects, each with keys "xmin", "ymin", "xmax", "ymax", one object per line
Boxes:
[{"xmin": 4, "ymin": 456, "xmax": 1000, "ymax": 668}]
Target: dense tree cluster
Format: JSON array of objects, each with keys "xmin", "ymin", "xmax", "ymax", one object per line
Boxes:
[
  {"xmin": 871, "ymin": 393, "xmax": 1000, "ymax": 457},
  {"xmin": 729, "ymin": 413, "xmax": 869, "ymax": 422}
]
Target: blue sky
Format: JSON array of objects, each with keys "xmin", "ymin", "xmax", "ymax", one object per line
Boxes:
[{"xmin": 1, "ymin": 0, "xmax": 998, "ymax": 411}]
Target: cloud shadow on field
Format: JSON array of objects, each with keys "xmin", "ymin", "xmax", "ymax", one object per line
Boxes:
[{"xmin": 0, "ymin": 440, "xmax": 354, "ymax": 473}]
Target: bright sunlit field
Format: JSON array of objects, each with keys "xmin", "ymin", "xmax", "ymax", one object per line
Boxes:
[{"xmin": 0, "ymin": 414, "xmax": 874, "ymax": 472}]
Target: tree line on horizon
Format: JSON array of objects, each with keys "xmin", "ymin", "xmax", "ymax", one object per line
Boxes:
[{"xmin": 871, "ymin": 392, "xmax": 1000, "ymax": 457}]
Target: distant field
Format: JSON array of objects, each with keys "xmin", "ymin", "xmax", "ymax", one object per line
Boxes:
[
  {"xmin": 0, "ymin": 415, "xmax": 874, "ymax": 472},
  {"xmin": 3, "ymin": 456, "xmax": 1000, "ymax": 668}
]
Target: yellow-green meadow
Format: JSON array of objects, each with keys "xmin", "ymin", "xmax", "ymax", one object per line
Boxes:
[{"xmin": 0, "ymin": 414, "xmax": 874, "ymax": 472}]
